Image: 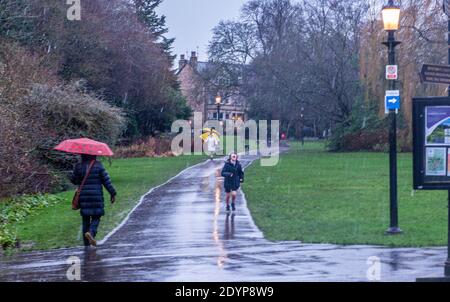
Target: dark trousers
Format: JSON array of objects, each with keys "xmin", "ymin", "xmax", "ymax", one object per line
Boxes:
[{"xmin": 82, "ymin": 215, "xmax": 101, "ymax": 246}]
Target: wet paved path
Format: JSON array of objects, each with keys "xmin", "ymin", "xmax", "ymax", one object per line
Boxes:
[{"xmin": 0, "ymin": 155, "xmax": 447, "ymax": 282}]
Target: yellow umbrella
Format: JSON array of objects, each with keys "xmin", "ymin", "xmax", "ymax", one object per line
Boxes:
[
  {"xmin": 202, "ymin": 128, "xmax": 220, "ymax": 135},
  {"xmin": 200, "ymin": 128, "xmax": 220, "ymax": 142}
]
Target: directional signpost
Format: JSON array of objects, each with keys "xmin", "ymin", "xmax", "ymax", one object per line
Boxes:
[
  {"xmin": 445, "ymin": 0, "xmax": 450, "ymax": 17},
  {"xmin": 420, "ymin": 64, "xmax": 450, "ymax": 85}
]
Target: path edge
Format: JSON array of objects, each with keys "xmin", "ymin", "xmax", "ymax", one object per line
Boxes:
[{"xmin": 98, "ymin": 159, "xmax": 210, "ymax": 245}]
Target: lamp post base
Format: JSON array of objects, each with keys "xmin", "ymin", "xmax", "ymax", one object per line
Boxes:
[
  {"xmin": 445, "ymin": 260, "xmax": 450, "ymax": 277},
  {"xmin": 415, "ymin": 258, "xmax": 450, "ymax": 281},
  {"xmin": 385, "ymin": 227, "xmax": 403, "ymax": 235}
]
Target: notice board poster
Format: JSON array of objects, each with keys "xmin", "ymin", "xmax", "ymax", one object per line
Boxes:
[
  {"xmin": 425, "ymin": 147, "xmax": 446, "ymax": 176},
  {"xmin": 447, "ymin": 149, "xmax": 450, "ymax": 177},
  {"xmin": 425, "ymin": 106, "xmax": 450, "ymax": 145},
  {"xmin": 413, "ymin": 98, "xmax": 450, "ymax": 190}
]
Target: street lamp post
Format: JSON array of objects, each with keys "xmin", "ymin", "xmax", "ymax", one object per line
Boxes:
[
  {"xmin": 382, "ymin": 0, "xmax": 402, "ymax": 235},
  {"xmin": 215, "ymin": 95, "xmax": 222, "ymax": 122}
]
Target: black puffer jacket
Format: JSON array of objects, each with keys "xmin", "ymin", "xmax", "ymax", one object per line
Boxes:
[
  {"xmin": 221, "ymin": 160, "xmax": 244, "ymax": 191},
  {"xmin": 70, "ymin": 161, "xmax": 116, "ymax": 217}
]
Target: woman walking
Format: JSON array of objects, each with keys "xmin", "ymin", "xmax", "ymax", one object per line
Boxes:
[
  {"xmin": 205, "ymin": 127, "xmax": 220, "ymax": 160},
  {"xmin": 70, "ymin": 154, "xmax": 116, "ymax": 247},
  {"xmin": 221, "ymin": 152, "xmax": 244, "ymax": 212}
]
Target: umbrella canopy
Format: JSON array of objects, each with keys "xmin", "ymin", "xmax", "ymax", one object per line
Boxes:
[
  {"xmin": 202, "ymin": 128, "xmax": 220, "ymax": 135},
  {"xmin": 54, "ymin": 138, "xmax": 114, "ymax": 157},
  {"xmin": 200, "ymin": 128, "xmax": 221, "ymax": 142}
]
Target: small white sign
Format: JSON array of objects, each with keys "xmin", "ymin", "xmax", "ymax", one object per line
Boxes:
[
  {"xmin": 386, "ymin": 90, "xmax": 400, "ymax": 97},
  {"xmin": 386, "ymin": 65, "xmax": 398, "ymax": 80}
]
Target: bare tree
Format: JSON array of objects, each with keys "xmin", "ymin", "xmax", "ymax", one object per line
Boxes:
[{"xmin": 208, "ymin": 0, "xmax": 367, "ymax": 138}]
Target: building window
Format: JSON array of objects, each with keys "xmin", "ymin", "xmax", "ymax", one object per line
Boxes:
[
  {"xmin": 226, "ymin": 114, "xmax": 230, "ymax": 119},
  {"xmin": 213, "ymin": 113, "xmax": 217, "ymax": 119}
]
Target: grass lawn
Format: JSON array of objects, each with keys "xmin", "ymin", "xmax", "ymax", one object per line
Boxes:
[
  {"xmin": 244, "ymin": 141, "xmax": 448, "ymax": 247},
  {"xmin": 9, "ymin": 155, "xmax": 206, "ymax": 251}
]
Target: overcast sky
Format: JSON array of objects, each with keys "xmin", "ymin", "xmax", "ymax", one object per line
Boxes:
[{"xmin": 157, "ymin": 0, "xmax": 248, "ymax": 63}]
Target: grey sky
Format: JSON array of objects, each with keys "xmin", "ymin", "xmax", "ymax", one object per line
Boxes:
[{"xmin": 157, "ymin": 0, "xmax": 248, "ymax": 62}]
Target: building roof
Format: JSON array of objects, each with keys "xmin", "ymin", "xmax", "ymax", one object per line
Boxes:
[{"xmin": 176, "ymin": 60, "xmax": 214, "ymax": 76}]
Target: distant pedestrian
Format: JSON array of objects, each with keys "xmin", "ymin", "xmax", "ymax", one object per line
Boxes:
[
  {"xmin": 221, "ymin": 152, "xmax": 244, "ymax": 212},
  {"xmin": 70, "ymin": 154, "xmax": 116, "ymax": 247},
  {"xmin": 206, "ymin": 127, "xmax": 220, "ymax": 160}
]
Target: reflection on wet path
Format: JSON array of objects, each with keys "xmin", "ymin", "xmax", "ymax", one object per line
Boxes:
[
  {"xmin": 224, "ymin": 214, "xmax": 235, "ymax": 241},
  {"xmin": 213, "ymin": 167, "xmax": 227, "ymax": 269},
  {"xmin": 0, "ymin": 155, "xmax": 447, "ymax": 282}
]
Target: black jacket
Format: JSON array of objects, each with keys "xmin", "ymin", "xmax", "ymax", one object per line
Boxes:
[
  {"xmin": 221, "ymin": 160, "xmax": 244, "ymax": 191},
  {"xmin": 70, "ymin": 161, "xmax": 116, "ymax": 217}
]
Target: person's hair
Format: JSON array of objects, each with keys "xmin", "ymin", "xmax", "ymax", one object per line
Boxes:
[
  {"xmin": 81, "ymin": 154, "xmax": 97, "ymax": 162},
  {"xmin": 229, "ymin": 152, "xmax": 238, "ymax": 161}
]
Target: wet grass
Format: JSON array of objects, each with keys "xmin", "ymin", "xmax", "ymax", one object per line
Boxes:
[
  {"xmin": 9, "ymin": 155, "xmax": 206, "ymax": 251},
  {"xmin": 244, "ymin": 141, "xmax": 448, "ymax": 247}
]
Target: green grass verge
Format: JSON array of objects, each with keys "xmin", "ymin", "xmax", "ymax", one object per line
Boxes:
[
  {"xmin": 8, "ymin": 155, "xmax": 206, "ymax": 251},
  {"xmin": 244, "ymin": 141, "xmax": 448, "ymax": 247}
]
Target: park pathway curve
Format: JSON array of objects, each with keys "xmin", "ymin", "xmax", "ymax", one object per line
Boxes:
[{"xmin": 0, "ymin": 154, "xmax": 447, "ymax": 281}]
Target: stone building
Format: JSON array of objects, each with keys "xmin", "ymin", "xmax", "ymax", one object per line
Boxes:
[{"xmin": 177, "ymin": 51, "xmax": 247, "ymax": 124}]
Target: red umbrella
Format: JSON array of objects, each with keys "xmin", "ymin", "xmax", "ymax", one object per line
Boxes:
[{"xmin": 54, "ymin": 138, "xmax": 114, "ymax": 157}]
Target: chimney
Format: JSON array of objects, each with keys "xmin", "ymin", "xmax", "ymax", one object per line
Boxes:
[
  {"xmin": 190, "ymin": 51, "xmax": 198, "ymax": 69},
  {"xmin": 179, "ymin": 54, "xmax": 187, "ymax": 70}
]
